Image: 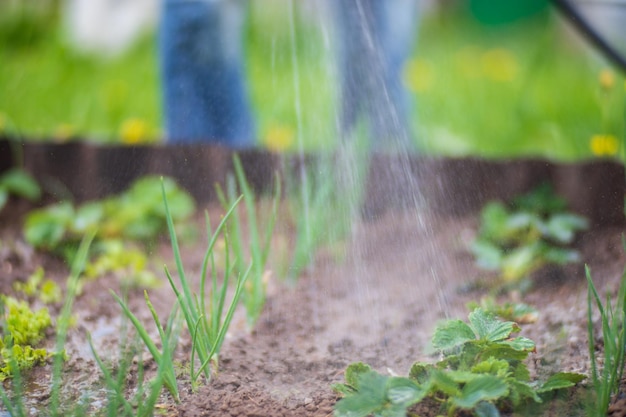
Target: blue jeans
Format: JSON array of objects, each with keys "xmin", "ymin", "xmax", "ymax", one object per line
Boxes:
[
  {"xmin": 159, "ymin": 0, "xmax": 255, "ymax": 147},
  {"xmin": 334, "ymin": 0, "xmax": 418, "ymax": 150}
]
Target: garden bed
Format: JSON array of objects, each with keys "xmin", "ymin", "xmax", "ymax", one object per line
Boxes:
[{"xmin": 0, "ymin": 141, "xmax": 625, "ymax": 416}]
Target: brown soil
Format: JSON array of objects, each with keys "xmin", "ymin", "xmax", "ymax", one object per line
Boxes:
[{"xmin": 1, "ymin": 196, "xmax": 625, "ymax": 417}]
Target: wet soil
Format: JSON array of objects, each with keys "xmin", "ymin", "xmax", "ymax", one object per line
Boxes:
[{"xmin": 1, "ymin": 197, "xmax": 625, "ymax": 416}]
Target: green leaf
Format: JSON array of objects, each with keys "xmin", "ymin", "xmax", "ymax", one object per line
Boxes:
[
  {"xmin": 469, "ymin": 308, "xmax": 520, "ymax": 342},
  {"xmin": 430, "ymin": 370, "xmax": 462, "ymax": 397},
  {"xmin": 475, "ymin": 401, "xmax": 501, "ymax": 417},
  {"xmin": 543, "ymin": 214, "xmax": 588, "ymax": 244},
  {"xmin": 471, "ymin": 358, "xmax": 510, "ymax": 378},
  {"xmin": 334, "ymin": 371, "xmax": 388, "ymax": 417},
  {"xmin": 501, "ymin": 336, "xmax": 535, "ymax": 352},
  {"xmin": 0, "ymin": 189, "xmax": 7, "ymax": 211},
  {"xmin": 432, "ymin": 319, "xmax": 476, "ymax": 352},
  {"xmin": 387, "ymin": 377, "xmax": 426, "ymax": 406},
  {"xmin": 24, "ymin": 202, "xmax": 74, "ymax": 249},
  {"xmin": 345, "ymin": 362, "xmax": 373, "ymax": 389},
  {"xmin": 0, "ymin": 169, "xmax": 40, "ymax": 201},
  {"xmin": 471, "ymin": 240, "xmax": 503, "ymax": 270},
  {"xmin": 537, "ymin": 372, "xmax": 585, "ymax": 393},
  {"xmin": 452, "ymin": 374, "xmax": 508, "ymax": 409},
  {"xmin": 501, "ymin": 245, "xmax": 540, "ymax": 281},
  {"xmin": 409, "ymin": 362, "xmax": 433, "ymax": 385}
]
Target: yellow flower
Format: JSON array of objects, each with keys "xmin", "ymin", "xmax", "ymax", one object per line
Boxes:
[
  {"xmin": 54, "ymin": 123, "xmax": 75, "ymax": 141},
  {"xmin": 120, "ymin": 118, "xmax": 151, "ymax": 144},
  {"xmin": 599, "ymin": 69, "xmax": 614, "ymax": 91},
  {"xmin": 403, "ymin": 58, "xmax": 435, "ymax": 93},
  {"xmin": 481, "ymin": 48, "xmax": 518, "ymax": 82},
  {"xmin": 264, "ymin": 125, "xmax": 294, "ymax": 152},
  {"xmin": 590, "ymin": 134, "xmax": 620, "ymax": 156}
]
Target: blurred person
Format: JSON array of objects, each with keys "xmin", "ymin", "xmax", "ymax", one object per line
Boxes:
[
  {"xmin": 333, "ymin": 0, "xmax": 418, "ymax": 151},
  {"xmin": 159, "ymin": 0, "xmax": 255, "ymax": 146}
]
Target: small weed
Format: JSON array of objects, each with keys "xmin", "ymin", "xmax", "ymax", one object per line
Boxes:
[{"xmin": 334, "ymin": 308, "xmax": 584, "ymax": 417}]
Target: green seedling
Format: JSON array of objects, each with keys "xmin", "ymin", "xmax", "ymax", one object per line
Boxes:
[
  {"xmin": 0, "ymin": 296, "xmax": 52, "ymax": 380},
  {"xmin": 24, "ymin": 176, "xmax": 195, "ymax": 250},
  {"xmin": 586, "ymin": 258, "xmax": 626, "ymax": 415},
  {"xmin": 13, "ymin": 267, "xmax": 62, "ymax": 304},
  {"xmin": 216, "ymin": 154, "xmax": 279, "ymax": 327},
  {"xmin": 111, "ymin": 290, "xmax": 180, "ymax": 402},
  {"xmin": 89, "ymin": 333, "xmax": 167, "ymax": 417},
  {"xmin": 467, "ymin": 296, "xmax": 539, "ymax": 324},
  {"xmin": 286, "ymin": 157, "xmax": 354, "ymax": 282},
  {"xmin": 471, "ymin": 183, "xmax": 587, "ymax": 287},
  {"xmin": 0, "ymin": 168, "xmax": 41, "ymax": 212},
  {"xmin": 163, "ymin": 178, "xmax": 251, "ymax": 388},
  {"xmin": 334, "ymin": 308, "xmax": 584, "ymax": 417},
  {"xmin": 85, "ymin": 239, "xmax": 159, "ymax": 289}
]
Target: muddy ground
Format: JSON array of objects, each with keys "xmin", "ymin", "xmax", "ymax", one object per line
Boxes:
[{"xmin": 1, "ymin": 196, "xmax": 625, "ymax": 416}]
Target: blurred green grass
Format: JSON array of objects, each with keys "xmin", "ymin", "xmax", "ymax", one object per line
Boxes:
[{"xmin": 0, "ymin": 3, "xmax": 623, "ymax": 161}]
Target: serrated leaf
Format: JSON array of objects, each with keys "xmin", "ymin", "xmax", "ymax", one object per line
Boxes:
[
  {"xmin": 345, "ymin": 362, "xmax": 373, "ymax": 389},
  {"xmin": 334, "ymin": 371, "xmax": 388, "ymax": 417},
  {"xmin": 409, "ymin": 362, "xmax": 433, "ymax": 385},
  {"xmin": 387, "ymin": 377, "xmax": 426, "ymax": 405},
  {"xmin": 537, "ymin": 372, "xmax": 585, "ymax": 393},
  {"xmin": 430, "ymin": 370, "xmax": 462, "ymax": 397},
  {"xmin": 432, "ymin": 319, "xmax": 476, "ymax": 352},
  {"xmin": 471, "ymin": 358, "xmax": 510, "ymax": 377},
  {"xmin": 452, "ymin": 374, "xmax": 508, "ymax": 409},
  {"xmin": 502, "ymin": 336, "xmax": 535, "ymax": 352},
  {"xmin": 469, "ymin": 308, "xmax": 520, "ymax": 342}
]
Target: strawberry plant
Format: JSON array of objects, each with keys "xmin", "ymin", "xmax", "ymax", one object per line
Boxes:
[
  {"xmin": 23, "ymin": 175, "xmax": 195, "ymax": 283},
  {"xmin": 334, "ymin": 308, "xmax": 584, "ymax": 417},
  {"xmin": 0, "ymin": 168, "xmax": 40, "ymax": 212},
  {"xmin": 471, "ymin": 183, "xmax": 587, "ymax": 286}
]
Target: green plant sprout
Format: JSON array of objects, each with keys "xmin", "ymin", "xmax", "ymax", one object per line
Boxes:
[
  {"xmin": 0, "ymin": 168, "xmax": 40, "ymax": 212},
  {"xmin": 586, "ymin": 259, "xmax": 626, "ymax": 415},
  {"xmin": 285, "ymin": 157, "xmax": 354, "ymax": 282},
  {"xmin": 88, "ymin": 332, "xmax": 169, "ymax": 417},
  {"xmin": 163, "ymin": 178, "xmax": 251, "ymax": 388},
  {"xmin": 216, "ymin": 154, "xmax": 279, "ymax": 327},
  {"xmin": 467, "ymin": 296, "xmax": 539, "ymax": 324},
  {"xmin": 23, "ymin": 175, "xmax": 194, "ymax": 285},
  {"xmin": 111, "ymin": 290, "xmax": 181, "ymax": 402},
  {"xmin": 0, "ymin": 295, "xmax": 52, "ymax": 380},
  {"xmin": 334, "ymin": 308, "xmax": 584, "ymax": 417},
  {"xmin": 13, "ymin": 267, "xmax": 62, "ymax": 304},
  {"xmin": 471, "ymin": 183, "xmax": 587, "ymax": 288}
]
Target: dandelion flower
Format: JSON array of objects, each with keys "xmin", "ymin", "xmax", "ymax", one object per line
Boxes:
[
  {"xmin": 120, "ymin": 118, "xmax": 151, "ymax": 144},
  {"xmin": 590, "ymin": 134, "xmax": 620, "ymax": 156},
  {"xmin": 599, "ymin": 69, "xmax": 614, "ymax": 91},
  {"xmin": 403, "ymin": 58, "xmax": 435, "ymax": 93},
  {"xmin": 264, "ymin": 125, "xmax": 294, "ymax": 152}
]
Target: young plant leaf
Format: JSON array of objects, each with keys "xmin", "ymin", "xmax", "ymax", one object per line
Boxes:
[
  {"xmin": 432, "ymin": 319, "xmax": 476, "ymax": 352},
  {"xmin": 452, "ymin": 374, "xmax": 509, "ymax": 409},
  {"xmin": 468, "ymin": 308, "xmax": 520, "ymax": 342}
]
